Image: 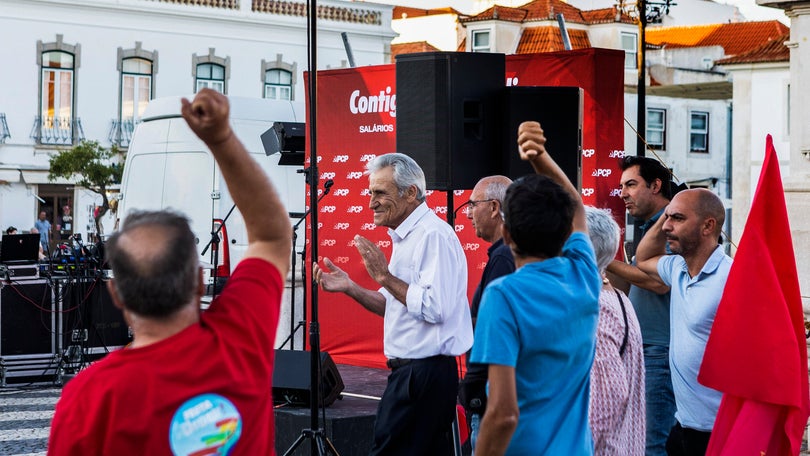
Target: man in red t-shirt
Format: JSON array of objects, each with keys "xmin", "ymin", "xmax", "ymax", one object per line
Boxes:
[{"xmin": 48, "ymin": 89, "xmax": 292, "ymax": 455}]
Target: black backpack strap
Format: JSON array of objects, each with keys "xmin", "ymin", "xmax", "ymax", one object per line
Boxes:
[{"xmin": 614, "ymin": 288, "xmax": 629, "ymax": 357}]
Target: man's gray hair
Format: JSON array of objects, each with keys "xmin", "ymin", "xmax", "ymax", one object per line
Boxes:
[
  {"xmin": 365, "ymin": 153, "xmax": 426, "ymax": 202},
  {"xmin": 482, "ymin": 176, "xmax": 512, "ymax": 203},
  {"xmin": 584, "ymin": 206, "xmax": 621, "ymax": 274}
]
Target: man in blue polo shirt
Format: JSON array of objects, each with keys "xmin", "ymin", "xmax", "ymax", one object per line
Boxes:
[
  {"xmin": 472, "ymin": 121, "xmax": 601, "ymax": 455},
  {"xmin": 636, "ymin": 188, "xmax": 732, "ymax": 455}
]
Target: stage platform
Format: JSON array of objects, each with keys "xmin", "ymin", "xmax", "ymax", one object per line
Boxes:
[{"xmin": 275, "ymin": 363, "xmax": 388, "ymax": 455}]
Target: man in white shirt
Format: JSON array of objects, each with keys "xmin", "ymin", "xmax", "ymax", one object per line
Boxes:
[{"xmin": 314, "ymin": 152, "xmax": 473, "ymax": 455}]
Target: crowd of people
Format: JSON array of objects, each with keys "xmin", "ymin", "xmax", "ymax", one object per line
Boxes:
[{"xmin": 46, "ymin": 88, "xmax": 731, "ymax": 456}]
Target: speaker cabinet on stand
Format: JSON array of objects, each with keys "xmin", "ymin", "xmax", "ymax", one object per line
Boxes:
[
  {"xmin": 273, "ymin": 349, "xmax": 344, "ymax": 407},
  {"xmin": 396, "ymin": 52, "xmax": 506, "ymax": 191}
]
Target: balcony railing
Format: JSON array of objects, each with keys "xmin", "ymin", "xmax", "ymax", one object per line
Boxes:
[
  {"xmin": 108, "ymin": 118, "xmax": 139, "ymax": 148},
  {"xmin": 30, "ymin": 116, "xmax": 85, "ymax": 146},
  {"xmin": 0, "ymin": 113, "xmax": 9, "ymax": 144}
]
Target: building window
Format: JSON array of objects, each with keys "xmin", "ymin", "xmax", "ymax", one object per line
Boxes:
[
  {"xmin": 690, "ymin": 111, "xmax": 709, "ymax": 153},
  {"xmin": 646, "ymin": 108, "xmax": 666, "ymax": 150},
  {"xmin": 265, "ymin": 69, "xmax": 292, "ymax": 100},
  {"xmin": 472, "ymin": 30, "xmax": 491, "ymax": 53},
  {"xmin": 261, "ymin": 55, "xmax": 297, "ymax": 101},
  {"xmin": 34, "ymin": 35, "xmax": 82, "ymax": 146},
  {"xmin": 621, "ymin": 32, "xmax": 637, "ymax": 69},
  {"xmin": 111, "ymin": 44, "xmax": 158, "ymax": 148},
  {"xmin": 192, "ymin": 49, "xmax": 230, "ymax": 94},
  {"xmin": 196, "ymin": 63, "xmax": 225, "ymax": 93}
]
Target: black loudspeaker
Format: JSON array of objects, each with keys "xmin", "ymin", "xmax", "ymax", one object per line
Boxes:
[
  {"xmin": 501, "ymin": 86, "xmax": 583, "ymax": 189},
  {"xmin": 396, "ymin": 52, "xmax": 505, "ymax": 190},
  {"xmin": 61, "ymin": 278, "xmax": 131, "ymax": 355},
  {"xmin": 272, "ymin": 350, "xmax": 345, "ymax": 407},
  {"xmin": 0, "ymin": 280, "xmax": 54, "ymax": 357}
]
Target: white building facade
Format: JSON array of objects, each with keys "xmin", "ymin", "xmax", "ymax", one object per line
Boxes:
[{"xmin": 0, "ymin": 0, "xmax": 395, "ymax": 242}]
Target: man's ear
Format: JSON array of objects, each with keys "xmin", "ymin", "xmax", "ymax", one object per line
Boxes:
[
  {"xmin": 107, "ymin": 280, "xmax": 124, "ymax": 311},
  {"xmin": 650, "ymin": 178, "xmax": 662, "ymax": 195},
  {"xmin": 406, "ymin": 184, "xmax": 418, "ymax": 202}
]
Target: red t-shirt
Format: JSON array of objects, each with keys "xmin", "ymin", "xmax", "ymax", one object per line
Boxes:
[{"xmin": 48, "ymin": 258, "xmax": 282, "ymax": 455}]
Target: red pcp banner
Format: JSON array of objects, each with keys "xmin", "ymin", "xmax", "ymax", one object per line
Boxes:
[{"xmin": 306, "ymin": 49, "xmax": 625, "ymax": 369}]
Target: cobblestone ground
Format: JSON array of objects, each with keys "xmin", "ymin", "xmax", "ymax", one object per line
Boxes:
[
  {"xmin": 1, "ymin": 384, "xmax": 810, "ymax": 455},
  {"xmin": 0, "ymin": 385, "xmax": 59, "ymax": 456}
]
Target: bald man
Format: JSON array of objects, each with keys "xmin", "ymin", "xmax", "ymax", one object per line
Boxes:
[
  {"xmin": 636, "ymin": 188, "xmax": 732, "ymax": 456},
  {"xmin": 458, "ymin": 175, "xmax": 515, "ymax": 450}
]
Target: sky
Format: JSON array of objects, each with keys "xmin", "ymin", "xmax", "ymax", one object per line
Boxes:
[{"xmin": 722, "ymin": 0, "xmax": 789, "ymax": 23}]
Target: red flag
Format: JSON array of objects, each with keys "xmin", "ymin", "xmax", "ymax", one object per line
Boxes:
[{"xmin": 698, "ymin": 134, "xmax": 809, "ymax": 455}]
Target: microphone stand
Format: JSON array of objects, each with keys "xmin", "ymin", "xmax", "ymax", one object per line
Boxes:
[
  {"xmin": 279, "ymin": 176, "xmax": 333, "ymax": 351},
  {"xmin": 201, "ymin": 203, "xmax": 237, "ymax": 300}
]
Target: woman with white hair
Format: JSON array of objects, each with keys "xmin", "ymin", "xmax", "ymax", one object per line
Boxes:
[{"xmin": 585, "ymin": 206, "xmax": 645, "ymax": 455}]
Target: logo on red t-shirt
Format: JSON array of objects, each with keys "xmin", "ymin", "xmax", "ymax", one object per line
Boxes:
[{"xmin": 169, "ymin": 393, "xmax": 242, "ymax": 455}]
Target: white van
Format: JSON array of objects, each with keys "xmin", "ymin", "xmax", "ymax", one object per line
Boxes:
[{"xmin": 118, "ymin": 96, "xmax": 306, "ymax": 292}]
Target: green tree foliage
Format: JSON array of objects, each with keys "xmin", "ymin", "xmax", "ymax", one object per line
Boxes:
[{"xmin": 48, "ymin": 140, "xmax": 124, "ymax": 237}]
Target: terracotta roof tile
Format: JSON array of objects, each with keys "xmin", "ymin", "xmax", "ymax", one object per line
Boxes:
[
  {"xmin": 515, "ymin": 26, "xmax": 591, "ymax": 53},
  {"xmin": 646, "ymin": 20, "xmax": 788, "ymax": 56},
  {"xmin": 392, "ymin": 6, "xmax": 461, "ymax": 20},
  {"xmin": 716, "ymin": 31, "xmax": 789, "ymax": 64},
  {"xmin": 390, "ymin": 41, "xmax": 441, "ymax": 63},
  {"xmin": 461, "ymin": 0, "xmax": 588, "ymax": 24},
  {"xmin": 581, "ymin": 7, "xmax": 635, "ymax": 24}
]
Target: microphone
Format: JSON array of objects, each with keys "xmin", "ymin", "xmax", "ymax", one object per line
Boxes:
[{"xmin": 323, "ymin": 179, "xmax": 334, "ymax": 195}]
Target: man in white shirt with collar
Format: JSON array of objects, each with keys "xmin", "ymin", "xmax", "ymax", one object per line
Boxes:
[{"xmin": 314, "ymin": 152, "xmax": 473, "ymax": 456}]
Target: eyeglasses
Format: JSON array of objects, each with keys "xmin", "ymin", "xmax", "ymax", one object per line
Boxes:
[{"xmin": 463, "ymin": 199, "xmax": 496, "ymax": 215}]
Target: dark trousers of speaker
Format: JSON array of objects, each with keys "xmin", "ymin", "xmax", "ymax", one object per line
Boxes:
[
  {"xmin": 272, "ymin": 349, "xmax": 344, "ymax": 407},
  {"xmin": 396, "ymin": 52, "xmax": 506, "ymax": 190},
  {"xmin": 501, "ymin": 86, "xmax": 584, "ymax": 188}
]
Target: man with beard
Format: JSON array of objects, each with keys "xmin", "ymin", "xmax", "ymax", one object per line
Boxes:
[{"xmin": 636, "ymin": 188, "xmax": 732, "ymax": 456}]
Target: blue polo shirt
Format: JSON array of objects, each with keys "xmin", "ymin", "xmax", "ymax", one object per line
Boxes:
[{"xmin": 657, "ymin": 246, "xmax": 732, "ymax": 431}]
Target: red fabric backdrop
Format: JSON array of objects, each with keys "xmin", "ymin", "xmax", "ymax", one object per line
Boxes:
[{"xmin": 305, "ymin": 48, "xmax": 626, "ymax": 369}]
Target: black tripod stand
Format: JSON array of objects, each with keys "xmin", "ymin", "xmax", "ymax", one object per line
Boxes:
[{"xmin": 278, "ymin": 177, "xmax": 333, "ymax": 351}]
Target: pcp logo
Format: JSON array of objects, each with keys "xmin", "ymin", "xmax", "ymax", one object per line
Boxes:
[
  {"xmin": 433, "ymin": 206, "xmax": 447, "ymax": 214},
  {"xmin": 334, "ymin": 188, "xmax": 350, "ymax": 197},
  {"xmin": 320, "ymin": 172, "xmax": 336, "ymax": 180},
  {"xmin": 582, "ymin": 149, "xmax": 596, "ymax": 158},
  {"xmin": 347, "ymin": 206, "xmax": 364, "ymax": 214},
  {"xmin": 360, "ymin": 189, "xmax": 370, "ymax": 196},
  {"xmin": 347, "ymin": 171, "xmax": 364, "ymax": 179},
  {"xmin": 592, "ymin": 169, "xmax": 612, "ymax": 178},
  {"xmin": 334, "ymin": 222, "xmax": 350, "ymax": 230},
  {"xmin": 581, "ymin": 188, "xmax": 595, "ymax": 198},
  {"xmin": 333, "ymin": 155, "xmax": 349, "ymax": 163},
  {"xmin": 359, "ymin": 154, "xmax": 377, "ymax": 162},
  {"xmin": 425, "ymin": 190, "xmax": 434, "ymax": 196},
  {"xmin": 320, "ymin": 206, "xmax": 336, "ymax": 213},
  {"xmin": 317, "ymin": 222, "xmax": 323, "ymax": 229},
  {"xmin": 377, "ymin": 240, "xmax": 391, "ymax": 248},
  {"xmin": 609, "ymin": 150, "xmax": 626, "ymax": 158},
  {"xmin": 463, "ymin": 243, "xmax": 480, "ymax": 251},
  {"xmin": 609, "ymin": 188, "xmax": 622, "ymax": 197},
  {"xmin": 453, "ymin": 190, "xmax": 465, "ymax": 196},
  {"xmin": 320, "ymin": 239, "xmax": 336, "ymax": 247},
  {"xmin": 454, "ymin": 224, "xmax": 464, "ymax": 232},
  {"xmin": 361, "ymin": 223, "xmax": 376, "ymax": 230},
  {"xmin": 334, "ymin": 256, "xmax": 350, "ymax": 264}
]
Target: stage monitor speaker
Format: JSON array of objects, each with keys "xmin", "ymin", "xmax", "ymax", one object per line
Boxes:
[
  {"xmin": 501, "ymin": 86, "xmax": 583, "ymax": 189},
  {"xmin": 396, "ymin": 52, "xmax": 505, "ymax": 190},
  {"xmin": 273, "ymin": 349, "xmax": 345, "ymax": 407},
  {"xmin": 0, "ymin": 280, "xmax": 54, "ymax": 357}
]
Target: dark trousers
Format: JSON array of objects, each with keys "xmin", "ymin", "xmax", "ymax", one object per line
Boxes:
[
  {"xmin": 369, "ymin": 355, "xmax": 458, "ymax": 456},
  {"xmin": 666, "ymin": 422, "xmax": 711, "ymax": 456}
]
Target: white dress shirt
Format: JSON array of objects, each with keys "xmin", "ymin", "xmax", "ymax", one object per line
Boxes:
[{"xmin": 379, "ymin": 202, "xmax": 473, "ymax": 359}]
